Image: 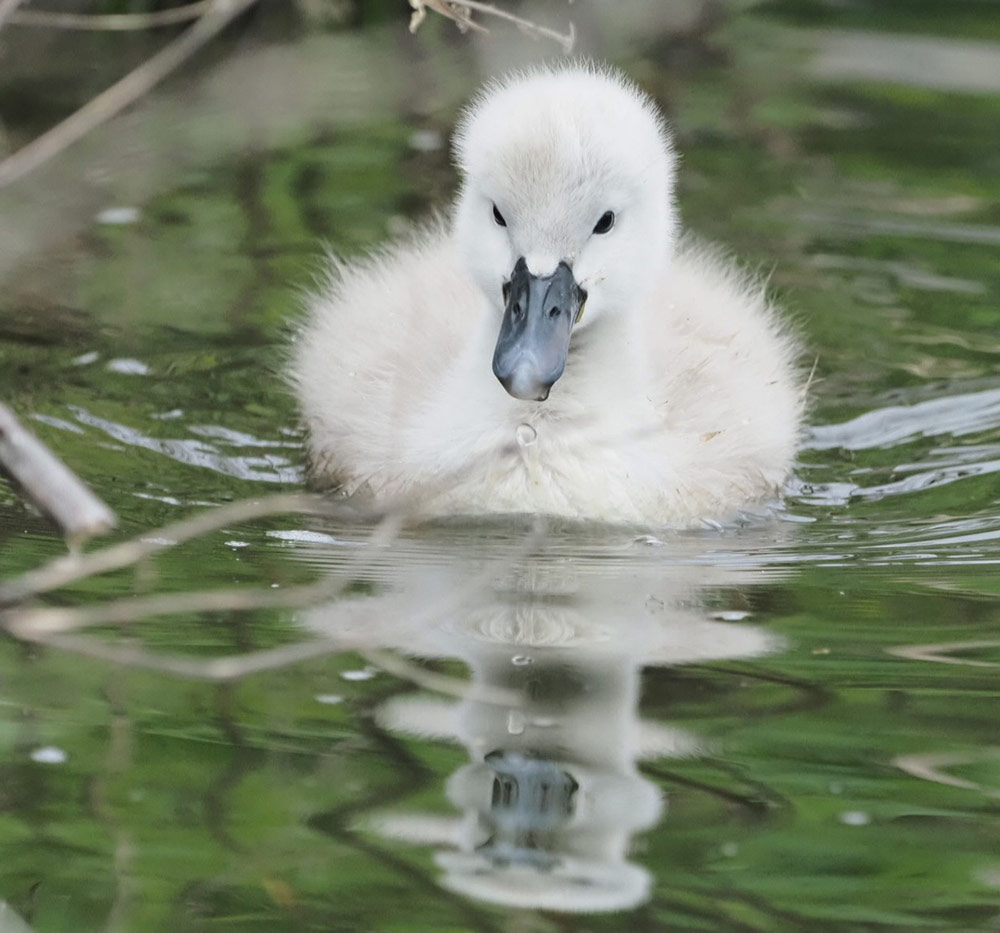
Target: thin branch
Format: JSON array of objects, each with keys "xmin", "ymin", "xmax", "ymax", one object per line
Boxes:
[
  {"xmin": 457, "ymin": 0, "xmax": 575, "ymax": 50},
  {"xmin": 36, "ymin": 632, "xmax": 346, "ymax": 681},
  {"xmin": 27, "ymin": 633, "xmax": 523, "ymax": 705},
  {"xmin": 409, "ymin": 0, "xmax": 574, "ymax": 51},
  {"xmin": 2, "ymin": 583, "xmax": 335, "ymax": 635},
  {"xmin": 0, "ymin": 0, "xmax": 260, "ymax": 191},
  {"xmin": 0, "ymin": 445, "xmax": 507, "ymax": 606},
  {"xmin": 359, "ymin": 648, "xmax": 523, "ymax": 707},
  {"xmin": 8, "ymin": 2, "xmax": 213, "ymax": 31},
  {"xmin": 408, "ymin": 0, "xmax": 484, "ymax": 34},
  {"xmin": 1, "ymin": 514, "xmax": 544, "ymax": 639},
  {"xmin": 1, "ymin": 510, "xmax": 545, "ymax": 702},
  {"xmin": 0, "ymin": 403, "xmax": 116, "ymax": 546},
  {"xmin": 0, "ymin": 492, "xmax": 341, "ymax": 607}
]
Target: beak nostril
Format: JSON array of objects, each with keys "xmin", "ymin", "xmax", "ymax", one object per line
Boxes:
[{"xmin": 493, "ymin": 257, "xmax": 580, "ymax": 401}]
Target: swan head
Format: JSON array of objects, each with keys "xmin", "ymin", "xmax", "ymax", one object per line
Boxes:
[{"xmin": 452, "ymin": 65, "xmax": 677, "ymax": 401}]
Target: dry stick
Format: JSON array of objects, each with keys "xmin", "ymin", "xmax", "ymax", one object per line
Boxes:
[
  {"xmin": 8, "ymin": 2, "xmax": 214, "ymax": 31},
  {"xmin": 1, "ymin": 515, "xmax": 546, "ymax": 703},
  {"xmin": 0, "ymin": 491, "xmax": 340, "ymax": 607},
  {"xmin": 0, "ymin": 0, "xmax": 260, "ymax": 190},
  {"xmin": 37, "ymin": 631, "xmax": 346, "ymax": 681},
  {"xmin": 358, "ymin": 647, "xmax": 522, "ymax": 707},
  {"xmin": 0, "ymin": 435, "xmax": 491, "ymax": 608},
  {"xmin": 409, "ymin": 0, "xmax": 575, "ymax": 51},
  {"xmin": 0, "ymin": 396, "xmax": 654, "ymax": 609},
  {"xmin": 3, "ymin": 583, "xmax": 332, "ymax": 635},
  {"xmin": 1, "ymin": 516, "xmax": 537, "ymax": 636},
  {"xmin": 0, "ymin": 417, "xmax": 547, "ymax": 698},
  {"xmin": 455, "ymin": 0, "xmax": 575, "ymax": 50},
  {"xmin": 33, "ymin": 632, "xmax": 522, "ymax": 706},
  {"xmin": 0, "ymin": 0, "xmax": 25, "ymax": 33},
  {"xmin": 408, "ymin": 0, "xmax": 484, "ymax": 34},
  {"xmin": 0, "ymin": 403, "xmax": 117, "ymax": 546}
]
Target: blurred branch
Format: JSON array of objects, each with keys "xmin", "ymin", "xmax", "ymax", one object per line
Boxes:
[
  {"xmin": 409, "ymin": 0, "xmax": 575, "ymax": 52},
  {"xmin": 35, "ymin": 631, "xmax": 348, "ymax": 681},
  {"xmin": 0, "ymin": 489, "xmax": 543, "ymax": 703},
  {"xmin": 409, "ymin": 0, "xmax": 485, "ymax": 34},
  {"xmin": 0, "ymin": 0, "xmax": 25, "ymax": 34},
  {"xmin": 0, "ymin": 402, "xmax": 116, "ymax": 546},
  {"xmin": 27, "ymin": 630, "xmax": 523, "ymax": 704},
  {"xmin": 0, "ymin": 427, "xmax": 541, "ymax": 606},
  {"xmin": 0, "ymin": 491, "xmax": 342, "ymax": 607},
  {"xmin": 360, "ymin": 647, "xmax": 523, "ymax": 706},
  {"xmin": 0, "ymin": 0, "xmax": 259, "ymax": 191},
  {"xmin": 8, "ymin": 1, "xmax": 214, "ymax": 31},
  {"xmin": 1, "ymin": 511, "xmax": 543, "ymax": 637},
  {"xmin": 4, "ymin": 583, "xmax": 348, "ymax": 633}
]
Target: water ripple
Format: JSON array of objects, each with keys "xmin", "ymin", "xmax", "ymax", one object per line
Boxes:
[
  {"xmin": 806, "ymin": 387, "xmax": 1000, "ymax": 451},
  {"xmin": 68, "ymin": 406, "xmax": 303, "ymax": 484}
]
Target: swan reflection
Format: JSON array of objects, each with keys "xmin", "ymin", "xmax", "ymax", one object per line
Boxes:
[{"xmin": 299, "ymin": 529, "xmax": 784, "ymax": 913}]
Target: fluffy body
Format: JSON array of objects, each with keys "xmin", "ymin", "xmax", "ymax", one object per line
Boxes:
[{"xmin": 289, "ymin": 66, "xmax": 802, "ymax": 525}]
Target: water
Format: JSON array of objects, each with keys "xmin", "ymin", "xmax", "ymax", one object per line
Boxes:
[{"xmin": 2, "ymin": 2, "xmax": 1000, "ymax": 929}]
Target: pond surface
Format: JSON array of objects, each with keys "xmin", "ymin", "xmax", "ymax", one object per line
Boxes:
[{"xmin": 2, "ymin": 2, "xmax": 1000, "ymax": 930}]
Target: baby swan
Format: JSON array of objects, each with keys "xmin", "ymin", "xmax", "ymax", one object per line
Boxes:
[{"xmin": 290, "ymin": 65, "xmax": 802, "ymax": 525}]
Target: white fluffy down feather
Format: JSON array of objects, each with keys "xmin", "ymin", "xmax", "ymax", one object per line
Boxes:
[{"xmin": 289, "ymin": 64, "xmax": 803, "ymax": 525}]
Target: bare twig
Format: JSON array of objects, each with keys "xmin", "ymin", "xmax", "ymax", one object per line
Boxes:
[
  {"xmin": 0, "ymin": 403, "xmax": 116, "ymax": 546},
  {"xmin": 26, "ymin": 633, "xmax": 523, "ymax": 704},
  {"xmin": 35, "ymin": 631, "xmax": 346, "ymax": 681},
  {"xmin": 0, "ymin": 507, "xmax": 545, "ymax": 702},
  {"xmin": 4, "ymin": 595, "xmax": 526, "ymax": 699},
  {"xmin": 409, "ymin": 0, "xmax": 484, "ymax": 34},
  {"xmin": 0, "ymin": 443, "xmax": 523, "ymax": 606},
  {"xmin": 1, "ymin": 574, "xmax": 524, "ymax": 699},
  {"xmin": 0, "ymin": 0, "xmax": 260, "ymax": 191},
  {"xmin": 409, "ymin": 0, "xmax": 575, "ymax": 51},
  {"xmin": 359, "ymin": 648, "xmax": 522, "ymax": 706},
  {"xmin": 457, "ymin": 0, "xmax": 575, "ymax": 50},
  {"xmin": 2, "ymin": 584, "xmax": 334, "ymax": 635},
  {"xmin": 0, "ymin": 492, "xmax": 338, "ymax": 607},
  {"xmin": 8, "ymin": 2, "xmax": 214, "ymax": 31},
  {"xmin": 0, "ymin": 0, "xmax": 25, "ymax": 34}
]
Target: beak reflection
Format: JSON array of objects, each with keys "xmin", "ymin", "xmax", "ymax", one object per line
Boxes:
[{"xmin": 493, "ymin": 257, "xmax": 586, "ymax": 401}]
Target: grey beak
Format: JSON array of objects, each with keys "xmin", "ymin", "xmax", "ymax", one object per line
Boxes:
[{"xmin": 492, "ymin": 258, "xmax": 585, "ymax": 401}]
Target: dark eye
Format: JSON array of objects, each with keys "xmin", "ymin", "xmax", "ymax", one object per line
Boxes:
[
  {"xmin": 492, "ymin": 204, "xmax": 507, "ymax": 227},
  {"xmin": 593, "ymin": 210, "xmax": 615, "ymax": 234}
]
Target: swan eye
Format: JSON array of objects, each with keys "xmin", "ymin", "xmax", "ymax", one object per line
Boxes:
[
  {"xmin": 593, "ymin": 210, "xmax": 615, "ymax": 235},
  {"xmin": 492, "ymin": 204, "xmax": 507, "ymax": 227}
]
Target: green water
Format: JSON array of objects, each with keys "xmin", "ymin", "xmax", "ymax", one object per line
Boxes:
[{"xmin": 2, "ymin": 2, "xmax": 1000, "ymax": 930}]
